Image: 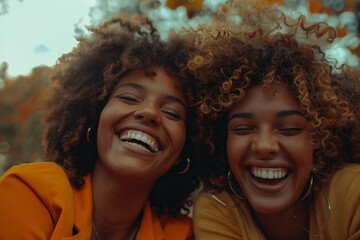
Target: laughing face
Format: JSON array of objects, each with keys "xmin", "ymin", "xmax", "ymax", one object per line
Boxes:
[
  {"xmin": 96, "ymin": 68, "xmax": 187, "ymax": 180},
  {"xmin": 227, "ymin": 85, "xmax": 314, "ymax": 214}
]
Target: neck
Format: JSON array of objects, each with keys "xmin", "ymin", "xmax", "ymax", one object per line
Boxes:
[
  {"xmin": 91, "ymin": 162, "xmax": 154, "ymax": 239},
  {"xmin": 252, "ymin": 201, "xmax": 309, "ymax": 240}
]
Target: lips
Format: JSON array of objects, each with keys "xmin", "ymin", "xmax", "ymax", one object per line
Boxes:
[{"xmin": 118, "ymin": 129, "xmax": 160, "ymax": 153}]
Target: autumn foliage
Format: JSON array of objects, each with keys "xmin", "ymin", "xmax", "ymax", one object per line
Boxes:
[{"xmin": 0, "ymin": 66, "xmax": 52, "ymax": 173}]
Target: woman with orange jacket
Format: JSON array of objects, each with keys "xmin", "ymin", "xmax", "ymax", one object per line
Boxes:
[{"xmin": 0, "ymin": 12, "xmax": 202, "ymax": 240}]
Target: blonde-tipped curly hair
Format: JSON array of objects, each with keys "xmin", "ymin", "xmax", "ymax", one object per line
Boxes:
[{"xmin": 185, "ymin": 0, "xmax": 360, "ymax": 193}]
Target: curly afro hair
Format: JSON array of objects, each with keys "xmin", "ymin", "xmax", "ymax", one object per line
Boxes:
[
  {"xmin": 42, "ymin": 14, "xmax": 203, "ymax": 216},
  {"xmin": 184, "ymin": 0, "xmax": 360, "ymax": 195}
]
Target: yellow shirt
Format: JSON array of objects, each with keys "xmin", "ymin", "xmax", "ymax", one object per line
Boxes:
[
  {"xmin": 193, "ymin": 163, "xmax": 360, "ymax": 240},
  {"xmin": 0, "ymin": 162, "xmax": 193, "ymax": 240}
]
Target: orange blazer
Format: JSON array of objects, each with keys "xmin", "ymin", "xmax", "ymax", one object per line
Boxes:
[{"xmin": 0, "ymin": 162, "xmax": 193, "ymax": 240}]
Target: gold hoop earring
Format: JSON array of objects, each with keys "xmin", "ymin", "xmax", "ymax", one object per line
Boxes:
[
  {"xmin": 301, "ymin": 174, "xmax": 313, "ymax": 201},
  {"xmin": 208, "ymin": 189, "xmax": 242, "ymax": 209},
  {"xmin": 174, "ymin": 157, "xmax": 190, "ymax": 175},
  {"xmin": 294, "ymin": 190, "xmax": 331, "ymax": 236},
  {"xmin": 228, "ymin": 170, "xmax": 246, "ymax": 200},
  {"xmin": 86, "ymin": 127, "xmax": 92, "ymax": 144}
]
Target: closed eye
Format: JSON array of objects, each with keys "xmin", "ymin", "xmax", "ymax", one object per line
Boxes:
[
  {"xmin": 230, "ymin": 126, "xmax": 255, "ymax": 135},
  {"xmin": 117, "ymin": 93, "xmax": 140, "ymax": 103},
  {"xmin": 277, "ymin": 128, "xmax": 303, "ymax": 136},
  {"xmin": 161, "ymin": 108, "xmax": 182, "ymax": 121}
]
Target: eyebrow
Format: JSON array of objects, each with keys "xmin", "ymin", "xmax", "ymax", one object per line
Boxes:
[
  {"xmin": 228, "ymin": 112, "xmax": 253, "ymax": 121},
  {"xmin": 275, "ymin": 110, "xmax": 304, "ymax": 118},
  {"xmin": 116, "ymin": 82, "xmax": 187, "ymax": 109},
  {"xmin": 228, "ymin": 110, "xmax": 304, "ymax": 121},
  {"xmin": 116, "ymin": 82, "xmax": 144, "ymax": 91}
]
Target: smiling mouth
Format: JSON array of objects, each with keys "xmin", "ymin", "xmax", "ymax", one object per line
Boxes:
[
  {"xmin": 118, "ymin": 130, "xmax": 160, "ymax": 153},
  {"xmin": 250, "ymin": 167, "xmax": 289, "ymax": 184}
]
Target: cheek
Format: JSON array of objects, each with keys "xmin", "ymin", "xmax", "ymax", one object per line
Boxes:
[
  {"xmin": 299, "ymin": 143, "xmax": 314, "ymax": 169},
  {"xmin": 226, "ymin": 134, "xmax": 247, "ymax": 164},
  {"xmin": 176, "ymin": 124, "xmax": 187, "ymax": 148},
  {"xmin": 97, "ymin": 104, "xmax": 112, "ymax": 128},
  {"xmin": 166, "ymin": 120, "xmax": 187, "ymax": 150},
  {"xmin": 96, "ymin": 127, "xmax": 106, "ymax": 157},
  {"xmin": 96, "ymin": 108, "xmax": 114, "ymax": 151},
  {"xmin": 283, "ymin": 138, "xmax": 314, "ymax": 170},
  {"xmin": 97, "ymin": 102, "xmax": 126, "ymax": 133}
]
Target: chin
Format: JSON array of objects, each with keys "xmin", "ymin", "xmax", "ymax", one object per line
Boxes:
[{"xmin": 248, "ymin": 196, "xmax": 292, "ymax": 215}]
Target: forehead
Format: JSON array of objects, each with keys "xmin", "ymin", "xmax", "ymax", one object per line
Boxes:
[
  {"xmin": 113, "ymin": 68, "xmax": 186, "ymax": 101},
  {"xmin": 230, "ymin": 85, "xmax": 301, "ymax": 114}
]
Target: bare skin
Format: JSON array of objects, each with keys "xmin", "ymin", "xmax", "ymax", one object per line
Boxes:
[
  {"xmin": 91, "ymin": 164, "xmax": 152, "ymax": 239},
  {"xmin": 227, "ymin": 85, "xmax": 314, "ymax": 239},
  {"xmin": 91, "ymin": 68, "xmax": 188, "ymax": 239},
  {"xmin": 253, "ymin": 200, "xmax": 309, "ymax": 240}
]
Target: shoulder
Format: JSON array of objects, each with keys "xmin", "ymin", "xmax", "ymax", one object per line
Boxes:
[
  {"xmin": 2, "ymin": 161, "xmax": 66, "ymax": 177},
  {"xmin": 327, "ymin": 163, "xmax": 360, "ymax": 189},
  {"xmin": 138, "ymin": 201, "xmax": 193, "ymax": 240},
  {"xmin": 320, "ymin": 163, "xmax": 360, "ymax": 212},
  {"xmin": 193, "ymin": 191, "xmax": 256, "ymax": 240},
  {"xmin": 193, "ymin": 191, "xmax": 254, "ymax": 225},
  {"xmin": 1, "ymin": 162, "xmax": 69, "ymax": 190},
  {"xmin": 160, "ymin": 214, "xmax": 193, "ymax": 239},
  {"xmin": 193, "ymin": 191, "xmax": 239, "ymax": 224},
  {"xmin": 0, "ymin": 162, "xmax": 73, "ymax": 210},
  {"xmin": 0, "ymin": 162, "xmax": 74, "ymax": 238},
  {"xmin": 316, "ymin": 164, "xmax": 360, "ymax": 237},
  {"xmin": 195, "ymin": 191, "xmax": 214, "ymax": 205},
  {"xmin": 194, "ymin": 191, "xmax": 235, "ymax": 212}
]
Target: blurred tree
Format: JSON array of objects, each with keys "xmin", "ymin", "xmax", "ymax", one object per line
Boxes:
[
  {"xmin": 0, "ymin": 66, "xmax": 51, "ymax": 174},
  {"xmin": 352, "ymin": 0, "xmax": 360, "ymax": 56}
]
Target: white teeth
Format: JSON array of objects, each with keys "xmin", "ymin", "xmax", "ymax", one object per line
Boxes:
[
  {"xmin": 135, "ymin": 133, "xmax": 142, "ymax": 141},
  {"xmin": 119, "ymin": 130, "xmax": 159, "ymax": 152},
  {"xmin": 250, "ymin": 167, "xmax": 288, "ymax": 180},
  {"xmin": 261, "ymin": 170, "xmax": 267, "ymax": 178}
]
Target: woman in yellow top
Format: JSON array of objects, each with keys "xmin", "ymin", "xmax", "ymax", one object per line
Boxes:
[
  {"xmin": 186, "ymin": 1, "xmax": 360, "ymax": 239},
  {"xmin": 0, "ymin": 12, "xmax": 203, "ymax": 240}
]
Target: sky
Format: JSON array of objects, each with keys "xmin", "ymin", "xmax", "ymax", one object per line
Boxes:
[
  {"xmin": 0, "ymin": 0, "xmax": 223, "ymax": 78},
  {"xmin": 0, "ymin": 0, "xmax": 96, "ymax": 78}
]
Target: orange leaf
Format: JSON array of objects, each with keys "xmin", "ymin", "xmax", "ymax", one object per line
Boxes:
[
  {"xmin": 337, "ymin": 27, "xmax": 348, "ymax": 38},
  {"xmin": 166, "ymin": 0, "xmax": 203, "ymax": 18},
  {"xmin": 309, "ymin": 1, "xmax": 331, "ymax": 14}
]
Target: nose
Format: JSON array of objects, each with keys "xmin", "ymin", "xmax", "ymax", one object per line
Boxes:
[
  {"xmin": 133, "ymin": 101, "xmax": 162, "ymax": 126},
  {"xmin": 251, "ymin": 129, "xmax": 279, "ymax": 159}
]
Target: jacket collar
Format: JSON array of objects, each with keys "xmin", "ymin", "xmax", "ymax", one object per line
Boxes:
[{"xmin": 70, "ymin": 175, "xmax": 167, "ymax": 240}]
